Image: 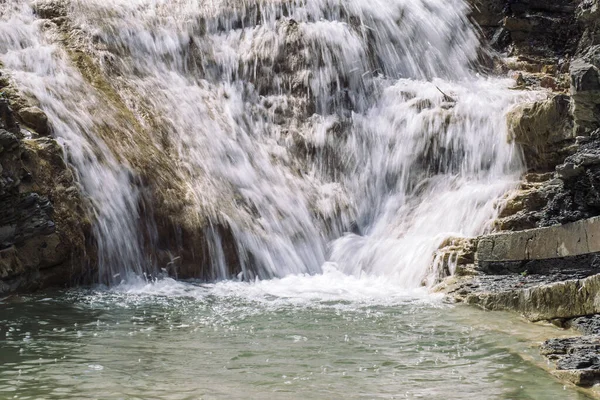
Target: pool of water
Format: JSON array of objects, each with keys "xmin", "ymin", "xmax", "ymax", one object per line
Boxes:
[{"xmin": 0, "ymin": 273, "xmax": 593, "ymax": 400}]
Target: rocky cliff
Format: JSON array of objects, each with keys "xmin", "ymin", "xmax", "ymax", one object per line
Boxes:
[{"xmin": 0, "ymin": 71, "xmax": 91, "ymax": 295}]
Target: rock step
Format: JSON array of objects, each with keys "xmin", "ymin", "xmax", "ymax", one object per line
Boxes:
[{"xmin": 478, "ymin": 216, "xmax": 600, "ymax": 263}]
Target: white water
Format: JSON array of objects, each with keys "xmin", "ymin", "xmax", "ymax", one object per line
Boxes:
[{"xmin": 0, "ymin": 0, "xmax": 543, "ymax": 287}]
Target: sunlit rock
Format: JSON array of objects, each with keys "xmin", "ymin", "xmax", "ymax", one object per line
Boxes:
[{"xmin": 507, "ymin": 94, "xmax": 574, "ymax": 171}]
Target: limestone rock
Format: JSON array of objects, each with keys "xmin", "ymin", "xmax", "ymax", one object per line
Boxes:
[
  {"xmin": 507, "ymin": 94, "xmax": 574, "ymax": 171},
  {"xmin": 18, "ymin": 107, "xmax": 50, "ymax": 136},
  {"xmin": 478, "ymin": 216, "xmax": 600, "ymax": 264}
]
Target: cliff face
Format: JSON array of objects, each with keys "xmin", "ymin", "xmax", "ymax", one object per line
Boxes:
[
  {"xmin": 0, "ymin": 75, "xmax": 91, "ymax": 294},
  {"xmin": 463, "ymin": 0, "xmax": 600, "ymax": 231}
]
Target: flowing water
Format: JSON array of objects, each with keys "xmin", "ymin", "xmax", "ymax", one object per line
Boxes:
[
  {"xmin": 0, "ymin": 0, "xmax": 542, "ymax": 284},
  {"xmin": 0, "ymin": 0, "xmax": 576, "ymax": 398}
]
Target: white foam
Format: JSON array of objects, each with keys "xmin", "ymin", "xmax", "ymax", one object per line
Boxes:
[{"xmin": 114, "ymin": 264, "xmax": 440, "ymax": 309}]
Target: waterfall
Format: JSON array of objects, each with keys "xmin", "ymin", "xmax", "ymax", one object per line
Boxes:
[{"xmin": 0, "ymin": 0, "xmax": 539, "ymax": 287}]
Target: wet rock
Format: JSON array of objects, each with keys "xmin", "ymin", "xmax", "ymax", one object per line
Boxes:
[
  {"xmin": 468, "ymin": 0, "xmax": 581, "ymax": 61},
  {"xmin": 0, "ymin": 89, "xmax": 90, "ymax": 294},
  {"xmin": 432, "ymin": 237, "xmax": 478, "ymax": 282},
  {"xmin": 18, "ymin": 107, "xmax": 50, "ymax": 136},
  {"xmin": 541, "ymin": 336, "xmax": 600, "ymax": 387},
  {"xmin": 32, "ymin": 0, "xmax": 68, "ymax": 20}
]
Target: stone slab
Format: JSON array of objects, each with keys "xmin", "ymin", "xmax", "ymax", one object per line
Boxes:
[{"xmin": 477, "ymin": 216, "xmax": 600, "ymax": 262}]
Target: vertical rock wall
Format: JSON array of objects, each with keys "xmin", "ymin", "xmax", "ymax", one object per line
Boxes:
[{"xmin": 0, "ymin": 72, "xmax": 92, "ymax": 294}]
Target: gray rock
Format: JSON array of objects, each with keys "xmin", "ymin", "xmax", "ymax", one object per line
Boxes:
[{"xmin": 569, "ymin": 315, "xmax": 600, "ymax": 335}]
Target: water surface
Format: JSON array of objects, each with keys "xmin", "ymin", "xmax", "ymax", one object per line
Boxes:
[{"xmin": 0, "ymin": 273, "xmax": 592, "ymax": 399}]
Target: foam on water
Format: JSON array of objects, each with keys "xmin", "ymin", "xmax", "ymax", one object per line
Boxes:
[{"xmin": 111, "ymin": 264, "xmax": 439, "ymax": 310}]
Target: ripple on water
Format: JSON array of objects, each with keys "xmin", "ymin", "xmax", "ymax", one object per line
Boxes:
[{"xmin": 0, "ymin": 275, "xmax": 595, "ymax": 399}]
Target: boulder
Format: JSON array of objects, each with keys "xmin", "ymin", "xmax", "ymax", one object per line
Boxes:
[
  {"xmin": 507, "ymin": 94, "xmax": 574, "ymax": 170},
  {"xmin": 18, "ymin": 106, "xmax": 50, "ymax": 136}
]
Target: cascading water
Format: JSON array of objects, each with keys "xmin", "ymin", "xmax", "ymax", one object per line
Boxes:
[{"xmin": 0, "ymin": 0, "xmax": 542, "ymax": 287}]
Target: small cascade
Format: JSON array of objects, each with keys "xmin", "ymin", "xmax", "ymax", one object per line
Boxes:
[{"xmin": 0, "ymin": 0, "xmax": 541, "ymax": 286}]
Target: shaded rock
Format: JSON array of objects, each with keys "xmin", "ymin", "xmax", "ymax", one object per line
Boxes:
[
  {"xmin": 568, "ymin": 314, "xmax": 600, "ymax": 335},
  {"xmin": 0, "ymin": 90, "xmax": 91, "ymax": 294},
  {"xmin": 0, "ymin": 130, "xmax": 18, "ymax": 154},
  {"xmin": 570, "ymin": 46, "xmax": 600, "ymax": 134},
  {"xmin": 18, "ymin": 107, "xmax": 50, "ymax": 136},
  {"xmin": 468, "ymin": 0, "xmax": 581, "ymax": 60},
  {"xmin": 541, "ymin": 132, "xmax": 600, "ymax": 225},
  {"xmin": 0, "ymin": 99, "xmax": 19, "ymax": 134},
  {"xmin": 495, "ymin": 132, "xmax": 600, "ymax": 229}
]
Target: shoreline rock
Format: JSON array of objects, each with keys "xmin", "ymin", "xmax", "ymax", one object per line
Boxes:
[{"xmin": 436, "ymin": 218, "xmax": 600, "ymax": 390}]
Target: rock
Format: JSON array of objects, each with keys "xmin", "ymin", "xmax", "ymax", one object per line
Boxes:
[
  {"xmin": 0, "ymin": 99, "xmax": 19, "ymax": 134},
  {"xmin": 0, "ymin": 90, "xmax": 90, "ymax": 294},
  {"xmin": 540, "ymin": 132, "xmax": 600, "ymax": 225},
  {"xmin": 431, "ymin": 237, "xmax": 478, "ymax": 282},
  {"xmin": 577, "ymin": 0, "xmax": 600, "ymax": 24},
  {"xmin": 541, "ymin": 336, "xmax": 600, "ymax": 357},
  {"xmin": 478, "ymin": 216, "xmax": 600, "ymax": 269},
  {"xmin": 568, "ymin": 315, "xmax": 600, "ymax": 335},
  {"xmin": 18, "ymin": 107, "xmax": 50, "ymax": 136},
  {"xmin": 556, "ymin": 162, "xmax": 585, "ymax": 179},
  {"xmin": 32, "ymin": 0, "xmax": 67, "ymax": 20},
  {"xmin": 541, "ymin": 336, "xmax": 600, "ymax": 387},
  {"xmin": 468, "ymin": 0, "xmax": 580, "ymax": 61},
  {"xmin": 506, "ymin": 94, "xmax": 574, "ymax": 171},
  {"xmin": 0, "ymin": 130, "xmax": 18, "ymax": 154},
  {"xmin": 461, "ymin": 273, "xmax": 600, "ymax": 322},
  {"xmin": 469, "ymin": 0, "xmax": 504, "ymax": 28},
  {"xmin": 496, "ymin": 132, "xmax": 600, "ymax": 229}
]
